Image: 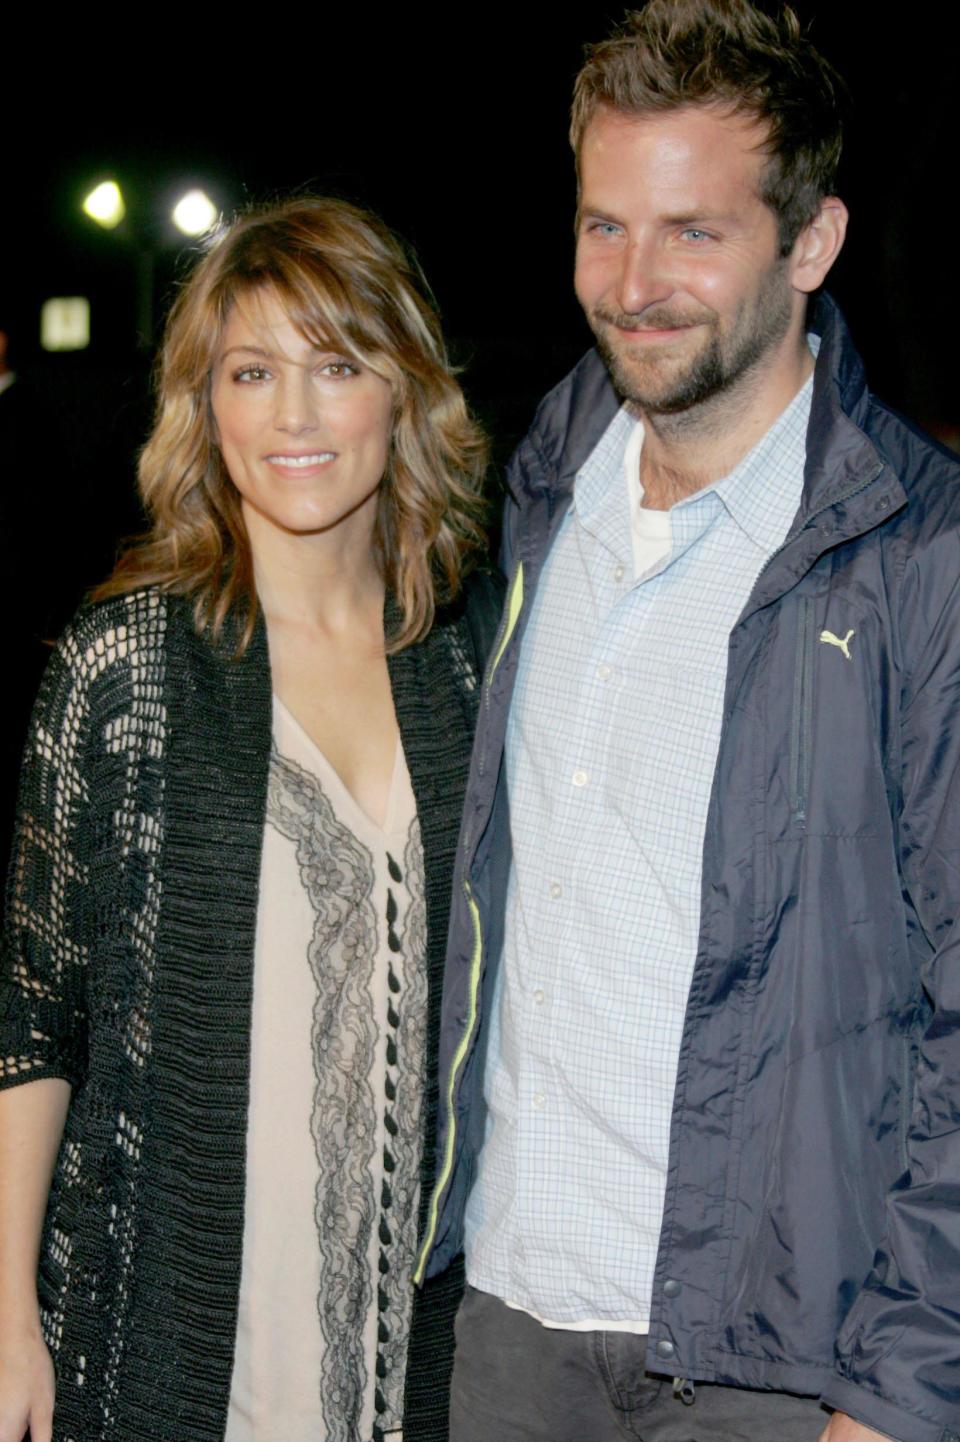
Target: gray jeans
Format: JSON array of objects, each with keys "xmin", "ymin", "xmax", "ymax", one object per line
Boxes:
[{"xmin": 450, "ymin": 1286, "xmax": 831, "ymax": 1442}]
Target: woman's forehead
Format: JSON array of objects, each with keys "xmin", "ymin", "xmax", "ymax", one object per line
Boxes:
[{"xmin": 224, "ymin": 284, "xmax": 341, "ymax": 350}]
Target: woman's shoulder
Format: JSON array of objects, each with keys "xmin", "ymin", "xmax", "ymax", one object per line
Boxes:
[
  {"xmin": 33, "ymin": 589, "xmax": 199, "ymax": 731},
  {"xmin": 17, "ymin": 590, "xmax": 178, "ymax": 784},
  {"xmin": 61, "ymin": 585, "xmax": 168, "ymax": 646},
  {"xmin": 51, "ymin": 587, "xmax": 174, "ymax": 686}
]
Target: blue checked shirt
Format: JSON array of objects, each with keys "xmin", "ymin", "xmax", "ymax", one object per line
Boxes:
[{"xmin": 464, "ymin": 371, "xmax": 814, "ymax": 1329}]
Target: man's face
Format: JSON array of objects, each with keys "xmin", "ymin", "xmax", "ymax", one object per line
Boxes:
[{"xmin": 575, "ymin": 105, "xmax": 800, "ymax": 416}]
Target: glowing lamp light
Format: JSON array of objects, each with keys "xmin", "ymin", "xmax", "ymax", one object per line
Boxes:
[
  {"xmin": 172, "ymin": 189, "xmax": 218, "ymax": 237},
  {"xmin": 82, "ymin": 181, "xmax": 125, "ymax": 229},
  {"xmin": 41, "ymin": 298, "xmax": 91, "ymax": 352}
]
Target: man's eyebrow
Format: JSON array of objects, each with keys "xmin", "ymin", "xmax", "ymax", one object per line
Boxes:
[
  {"xmin": 659, "ymin": 211, "xmax": 736, "ymax": 226},
  {"xmin": 578, "ymin": 206, "xmax": 740, "ymax": 227}
]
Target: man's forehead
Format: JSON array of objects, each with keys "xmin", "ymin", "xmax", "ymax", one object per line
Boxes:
[
  {"xmin": 578, "ymin": 103, "xmax": 773, "ymax": 207},
  {"xmin": 582, "ymin": 103, "xmax": 771, "ymax": 166}
]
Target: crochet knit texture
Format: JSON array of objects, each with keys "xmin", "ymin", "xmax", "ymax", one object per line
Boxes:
[{"xmin": 0, "ymin": 580, "xmax": 496, "ymax": 1441}]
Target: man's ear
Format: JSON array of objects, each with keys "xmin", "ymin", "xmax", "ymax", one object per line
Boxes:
[{"xmin": 790, "ymin": 198, "xmax": 848, "ymax": 295}]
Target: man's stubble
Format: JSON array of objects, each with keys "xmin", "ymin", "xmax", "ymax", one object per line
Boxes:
[{"xmin": 590, "ymin": 257, "xmax": 795, "ymax": 421}]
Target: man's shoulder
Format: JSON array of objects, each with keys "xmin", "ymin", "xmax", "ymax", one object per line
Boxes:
[
  {"xmin": 813, "ymin": 296, "xmax": 960, "ymax": 543},
  {"xmin": 865, "ymin": 394, "xmax": 960, "ymax": 497},
  {"xmin": 858, "ymin": 395, "xmax": 960, "ymax": 570}
]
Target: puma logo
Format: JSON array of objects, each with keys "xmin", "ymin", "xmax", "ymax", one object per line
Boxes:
[{"xmin": 819, "ymin": 628, "xmax": 855, "ymax": 660}]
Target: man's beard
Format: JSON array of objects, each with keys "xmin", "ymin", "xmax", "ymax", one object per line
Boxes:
[{"xmin": 589, "ymin": 264, "xmax": 794, "ymax": 417}]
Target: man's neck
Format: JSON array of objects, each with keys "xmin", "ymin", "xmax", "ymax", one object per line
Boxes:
[{"xmin": 636, "ymin": 338, "xmax": 815, "ymax": 510}]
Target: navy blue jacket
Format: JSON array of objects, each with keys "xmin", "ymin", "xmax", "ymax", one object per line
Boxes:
[{"xmin": 416, "ymin": 297, "xmax": 960, "ymax": 1442}]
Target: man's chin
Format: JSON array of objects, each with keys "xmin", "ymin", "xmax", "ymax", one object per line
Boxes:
[
  {"xmin": 606, "ymin": 354, "xmax": 695, "ymax": 413},
  {"xmin": 594, "ymin": 328, "xmax": 726, "ymax": 414}
]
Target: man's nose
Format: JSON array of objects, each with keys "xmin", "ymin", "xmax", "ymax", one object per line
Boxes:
[{"xmin": 615, "ymin": 238, "xmax": 673, "ymax": 316}]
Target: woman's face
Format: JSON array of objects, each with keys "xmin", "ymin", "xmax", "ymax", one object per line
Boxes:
[{"xmin": 210, "ymin": 288, "xmax": 394, "ymax": 549}]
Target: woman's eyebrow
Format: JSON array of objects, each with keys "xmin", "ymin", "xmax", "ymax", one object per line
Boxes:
[{"xmin": 220, "ymin": 344, "xmax": 274, "ymax": 360}]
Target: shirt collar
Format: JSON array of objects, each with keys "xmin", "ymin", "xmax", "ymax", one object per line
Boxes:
[
  {"xmin": 574, "ymin": 337, "xmax": 817, "ymax": 561},
  {"xmin": 707, "ymin": 369, "xmax": 813, "ymax": 554},
  {"xmin": 574, "ymin": 405, "xmax": 636, "ymax": 527}
]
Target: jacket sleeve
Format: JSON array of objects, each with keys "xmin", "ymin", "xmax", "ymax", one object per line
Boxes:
[
  {"xmin": 0, "ymin": 619, "xmax": 96, "ymax": 1093},
  {"xmin": 822, "ymin": 524, "xmax": 960, "ymax": 1442}
]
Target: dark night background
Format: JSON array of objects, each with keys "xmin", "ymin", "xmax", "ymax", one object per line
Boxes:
[{"xmin": 1, "ymin": 4, "xmax": 958, "ymax": 869}]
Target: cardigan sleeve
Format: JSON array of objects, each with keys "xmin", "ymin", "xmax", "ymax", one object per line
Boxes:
[{"xmin": 0, "ymin": 614, "xmax": 104, "ymax": 1091}]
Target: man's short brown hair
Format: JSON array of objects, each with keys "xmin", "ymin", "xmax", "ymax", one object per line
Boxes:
[{"xmin": 570, "ymin": 0, "xmax": 847, "ymax": 253}]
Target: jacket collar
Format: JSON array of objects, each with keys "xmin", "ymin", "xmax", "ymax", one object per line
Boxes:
[{"xmin": 798, "ymin": 292, "xmax": 905, "ymax": 522}]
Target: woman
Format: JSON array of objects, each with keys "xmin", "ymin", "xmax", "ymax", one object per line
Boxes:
[{"xmin": 0, "ymin": 197, "xmax": 499, "ymax": 1442}]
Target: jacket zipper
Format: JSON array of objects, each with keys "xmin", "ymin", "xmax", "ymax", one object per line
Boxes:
[
  {"xmin": 483, "ymin": 562, "xmax": 525, "ymax": 724},
  {"xmin": 415, "ymin": 564, "xmax": 526, "ymax": 1280},
  {"xmin": 414, "ymin": 882, "xmax": 484, "ymax": 1284},
  {"xmin": 789, "ymin": 597, "xmax": 815, "ymax": 825},
  {"xmin": 463, "ymin": 560, "xmax": 525, "ymax": 841},
  {"xmin": 898, "ymin": 1035, "xmax": 914, "ymax": 1176}
]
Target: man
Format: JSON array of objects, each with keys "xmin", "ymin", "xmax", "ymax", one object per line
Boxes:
[{"xmin": 413, "ymin": 3, "xmax": 960, "ymax": 1440}]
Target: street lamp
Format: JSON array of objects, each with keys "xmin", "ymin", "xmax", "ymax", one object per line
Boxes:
[
  {"xmin": 82, "ymin": 181, "xmax": 125, "ymax": 229},
  {"xmin": 80, "ymin": 178, "xmax": 221, "ymax": 349},
  {"xmin": 171, "ymin": 189, "xmax": 218, "ymax": 238}
]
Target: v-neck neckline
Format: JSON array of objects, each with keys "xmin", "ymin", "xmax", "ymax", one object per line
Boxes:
[{"xmin": 272, "ymin": 694, "xmax": 408, "ymax": 837}]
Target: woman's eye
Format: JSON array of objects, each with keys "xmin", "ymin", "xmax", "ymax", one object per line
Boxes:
[
  {"xmin": 234, "ymin": 364, "xmax": 270, "ymax": 383},
  {"xmin": 320, "ymin": 360, "xmax": 359, "ymax": 379}
]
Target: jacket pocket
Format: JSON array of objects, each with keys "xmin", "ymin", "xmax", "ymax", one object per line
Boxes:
[{"xmin": 789, "ymin": 597, "xmax": 815, "ymax": 826}]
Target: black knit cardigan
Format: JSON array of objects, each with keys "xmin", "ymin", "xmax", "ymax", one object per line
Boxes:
[{"xmin": 0, "ymin": 577, "xmax": 501, "ymax": 1442}]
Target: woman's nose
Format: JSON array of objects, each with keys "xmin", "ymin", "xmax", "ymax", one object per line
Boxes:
[{"xmin": 274, "ymin": 372, "xmax": 318, "ymax": 434}]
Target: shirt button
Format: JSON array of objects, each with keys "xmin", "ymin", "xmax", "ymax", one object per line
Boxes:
[
  {"xmin": 596, "ymin": 663, "xmax": 613, "ymax": 681},
  {"xmin": 613, "ymin": 564, "xmax": 625, "ymax": 582},
  {"xmin": 656, "ymin": 1339, "xmax": 675, "ymax": 1360},
  {"xmin": 533, "ymin": 988, "xmax": 545, "ymax": 1005},
  {"xmin": 663, "ymin": 1279, "xmax": 682, "ymax": 1299},
  {"xmin": 532, "ymin": 1092, "xmax": 546, "ymax": 1110},
  {"xmin": 572, "ymin": 769, "xmax": 589, "ymax": 788},
  {"xmin": 549, "ymin": 882, "xmax": 562, "ymax": 900}
]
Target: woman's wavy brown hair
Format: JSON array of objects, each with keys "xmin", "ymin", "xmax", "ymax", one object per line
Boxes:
[{"xmin": 96, "ymin": 196, "xmax": 488, "ymax": 650}]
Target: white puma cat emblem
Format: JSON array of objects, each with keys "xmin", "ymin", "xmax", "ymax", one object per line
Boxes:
[{"xmin": 819, "ymin": 628, "xmax": 855, "ymax": 660}]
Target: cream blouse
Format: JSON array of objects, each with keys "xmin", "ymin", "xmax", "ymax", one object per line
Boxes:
[{"xmin": 226, "ymin": 697, "xmax": 426, "ymax": 1442}]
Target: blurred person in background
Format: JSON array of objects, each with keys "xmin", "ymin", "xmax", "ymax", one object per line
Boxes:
[
  {"xmin": 0, "ymin": 197, "xmax": 499, "ymax": 1442},
  {"xmin": 0, "ymin": 314, "xmax": 47, "ymax": 897}
]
